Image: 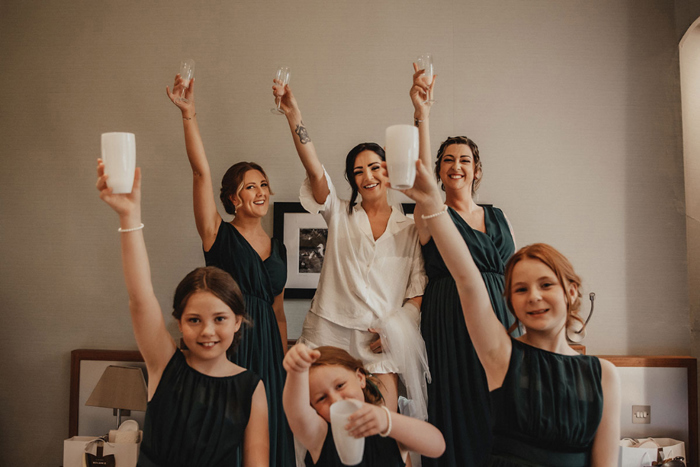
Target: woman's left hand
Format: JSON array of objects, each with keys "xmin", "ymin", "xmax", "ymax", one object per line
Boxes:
[{"xmin": 346, "ymin": 403, "xmax": 390, "ymax": 438}]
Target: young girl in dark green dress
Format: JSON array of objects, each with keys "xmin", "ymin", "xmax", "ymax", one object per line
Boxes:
[
  {"xmin": 283, "ymin": 343, "xmax": 445, "ymax": 466},
  {"xmin": 96, "ymin": 162, "xmax": 268, "ymax": 467},
  {"xmin": 400, "ymin": 159, "xmax": 622, "ymax": 467},
  {"xmin": 167, "ymin": 74, "xmax": 294, "ymax": 466}
]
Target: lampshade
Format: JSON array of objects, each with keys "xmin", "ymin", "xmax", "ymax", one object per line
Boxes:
[{"xmin": 86, "ymin": 365, "xmax": 147, "ymax": 412}]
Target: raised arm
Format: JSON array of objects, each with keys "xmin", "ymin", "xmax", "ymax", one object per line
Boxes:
[
  {"xmin": 272, "ymin": 82, "xmax": 329, "ymax": 205},
  {"xmin": 166, "ymin": 75, "xmax": 222, "ymax": 250},
  {"xmin": 96, "ymin": 161, "xmax": 176, "ymax": 396},
  {"xmin": 400, "ymin": 160, "xmax": 512, "ymax": 390},
  {"xmin": 410, "ymin": 63, "xmax": 437, "ymax": 244},
  {"xmin": 282, "ymin": 344, "xmax": 328, "ymax": 456}
]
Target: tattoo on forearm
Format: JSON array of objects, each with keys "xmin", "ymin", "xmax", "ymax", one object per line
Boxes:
[{"xmin": 295, "ymin": 122, "xmax": 311, "ymax": 144}]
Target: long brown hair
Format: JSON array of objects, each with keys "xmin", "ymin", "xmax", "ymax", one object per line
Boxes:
[
  {"xmin": 504, "ymin": 243, "xmax": 584, "ymax": 335},
  {"xmin": 311, "ymin": 346, "xmax": 385, "ymax": 405}
]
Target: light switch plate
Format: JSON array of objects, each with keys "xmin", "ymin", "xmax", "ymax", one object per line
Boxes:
[{"xmin": 632, "ymin": 405, "xmax": 651, "ymax": 424}]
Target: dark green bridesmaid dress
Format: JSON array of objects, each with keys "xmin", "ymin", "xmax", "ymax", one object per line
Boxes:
[
  {"xmin": 305, "ymin": 423, "xmax": 406, "ymax": 467},
  {"xmin": 137, "ymin": 350, "xmax": 261, "ymax": 467},
  {"xmin": 204, "ymin": 221, "xmax": 294, "ymax": 467},
  {"xmin": 488, "ymin": 339, "xmax": 604, "ymax": 466},
  {"xmin": 421, "ymin": 206, "xmax": 518, "ymax": 467}
]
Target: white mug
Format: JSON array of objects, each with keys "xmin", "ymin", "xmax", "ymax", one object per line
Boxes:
[
  {"xmin": 330, "ymin": 399, "xmax": 365, "ymax": 465},
  {"xmin": 101, "ymin": 132, "xmax": 136, "ymax": 194},
  {"xmin": 385, "ymin": 125, "xmax": 419, "ymax": 189}
]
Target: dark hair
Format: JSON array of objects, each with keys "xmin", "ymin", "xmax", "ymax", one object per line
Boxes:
[
  {"xmin": 311, "ymin": 346, "xmax": 385, "ymax": 405},
  {"xmin": 503, "ymin": 243, "xmax": 584, "ymax": 336},
  {"xmin": 435, "ymin": 136, "xmax": 482, "ymax": 196},
  {"xmin": 173, "ymin": 266, "xmax": 248, "ymax": 352},
  {"xmin": 344, "ymin": 143, "xmax": 386, "ymax": 215},
  {"xmin": 219, "ymin": 162, "xmax": 274, "ymax": 215}
]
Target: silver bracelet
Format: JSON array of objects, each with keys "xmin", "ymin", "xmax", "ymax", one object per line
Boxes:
[
  {"xmin": 118, "ymin": 223, "xmax": 144, "ymax": 233},
  {"xmin": 420, "ymin": 205, "xmax": 448, "ymax": 220},
  {"xmin": 379, "ymin": 405, "xmax": 392, "ymax": 437}
]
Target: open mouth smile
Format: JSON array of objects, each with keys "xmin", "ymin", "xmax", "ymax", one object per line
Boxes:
[
  {"xmin": 526, "ymin": 309, "xmax": 548, "ymax": 316},
  {"xmin": 198, "ymin": 341, "xmax": 219, "ymax": 348},
  {"xmin": 363, "ymin": 183, "xmax": 379, "ymax": 189}
]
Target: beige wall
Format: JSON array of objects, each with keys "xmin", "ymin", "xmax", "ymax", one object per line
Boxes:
[{"xmin": 0, "ymin": 0, "xmax": 692, "ymax": 465}]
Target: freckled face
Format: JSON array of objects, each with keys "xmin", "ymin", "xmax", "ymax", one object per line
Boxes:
[
  {"xmin": 438, "ymin": 144, "xmax": 479, "ymax": 193},
  {"xmin": 353, "ymin": 150, "xmax": 388, "ymax": 202},
  {"xmin": 231, "ymin": 170, "xmax": 270, "ymax": 217},
  {"xmin": 308, "ymin": 365, "xmax": 366, "ymax": 422},
  {"xmin": 509, "ymin": 259, "xmax": 577, "ymax": 336}
]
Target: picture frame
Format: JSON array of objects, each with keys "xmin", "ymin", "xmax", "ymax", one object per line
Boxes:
[
  {"xmin": 69, "ymin": 349, "xmax": 145, "ymax": 438},
  {"xmin": 273, "ymin": 202, "xmax": 415, "ymax": 299}
]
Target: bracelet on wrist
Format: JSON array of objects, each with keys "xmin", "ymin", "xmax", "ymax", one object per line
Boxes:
[
  {"xmin": 421, "ymin": 205, "xmax": 448, "ymax": 220},
  {"xmin": 183, "ymin": 113, "xmax": 196, "ymax": 120},
  {"xmin": 379, "ymin": 405, "xmax": 392, "ymax": 437},
  {"xmin": 118, "ymin": 223, "xmax": 144, "ymax": 233},
  {"xmin": 414, "ymin": 117, "xmax": 424, "ymax": 127}
]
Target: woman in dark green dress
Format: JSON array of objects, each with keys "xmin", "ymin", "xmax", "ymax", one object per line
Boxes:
[
  {"xmin": 399, "ymin": 159, "xmax": 621, "ymax": 466},
  {"xmin": 167, "ymin": 74, "xmax": 294, "ymax": 466},
  {"xmin": 410, "ymin": 67, "xmax": 518, "ymax": 466}
]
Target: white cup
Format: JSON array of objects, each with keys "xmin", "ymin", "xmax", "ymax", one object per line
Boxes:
[
  {"xmin": 101, "ymin": 132, "xmax": 136, "ymax": 194},
  {"xmin": 330, "ymin": 399, "xmax": 365, "ymax": 466},
  {"xmin": 385, "ymin": 125, "xmax": 419, "ymax": 189}
]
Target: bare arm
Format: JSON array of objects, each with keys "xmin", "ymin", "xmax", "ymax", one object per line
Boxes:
[
  {"xmin": 410, "ymin": 64, "xmax": 437, "ymax": 245},
  {"xmin": 166, "ymin": 76, "xmax": 222, "ymax": 250},
  {"xmin": 96, "ymin": 162, "xmax": 176, "ymax": 396},
  {"xmin": 400, "ymin": 160, "xmax": 512, "ymax": 390},
  {"xmin": 347, "ymin": 402, "xmax": 445, "ymax": 458},
  {"xmin": 282, "ymin": 344, "xmax": 328, "ymax": 457},
  {"xmin": 272, "ymin": 82, "xmax": 329, "ymax": 205},
  {"xmin": 272, "ymin": 291, "xmax": 288, "ymax": 355},
  {"xmin": 242, "ymin": 381, "xmax": 269, "ymax": 467},
  {"xmin": 590, "ymin": 359, "xmax": 621, "ymax": 466}
]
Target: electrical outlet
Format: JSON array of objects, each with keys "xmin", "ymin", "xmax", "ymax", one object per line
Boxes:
[{"xmin": 632, "ymin": 405, "xmax": 651, "ymax": 424}]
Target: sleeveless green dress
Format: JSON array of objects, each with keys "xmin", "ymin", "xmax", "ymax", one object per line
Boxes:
[
  {"xmin": 421, "ymin": 206, "xmax": 517, "ymax": 467},
  {"xmin": 304, "ymin": 423, "xmax": 406, "ymax": 467},
  {"xmin": 137, "ymin": 350, "xmax": 260, "ymax": 467},
  {"xmin": 204, "ymin": 221, "xmax": 294, "ymax": 467},
  {"xmin": 488, "ymin": 339, "xmax": 604, "ymax": 466}
]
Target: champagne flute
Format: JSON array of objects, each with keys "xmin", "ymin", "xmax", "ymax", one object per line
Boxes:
[
  {"xmin": 178, "ymin": 59, "xmax": 195, "ymax": 103},
  {"xmin": 271, "ymin": 66, "xmax": 290, "ymax": 115},
  {"xmin": 416, "ymin": 53, "xmax": 435, "ymax": 104}
]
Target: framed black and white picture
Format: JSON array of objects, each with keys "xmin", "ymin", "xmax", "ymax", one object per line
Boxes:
[{"xmin": 273, "ymin": 202, "xmax": 415, "ymax": 299}]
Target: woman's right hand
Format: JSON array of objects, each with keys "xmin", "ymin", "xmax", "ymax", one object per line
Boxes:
[
  {"xmin": 410, "ymin": 63, "xmax": 436, "ymax": 119},
  {"xmin": 272, "ymin": 80, "xmax": 299, "ymax": 116},
  {"xmin": 166, "ymin": 74, "xmax": 196, "ymax": 117},
  {"xmin": 96, "ymin": 159, "xmax": 142, "ymax": 219},
  {"xmin": 283, "ymin": 343, "xmax": 320, "ymax": 373}
]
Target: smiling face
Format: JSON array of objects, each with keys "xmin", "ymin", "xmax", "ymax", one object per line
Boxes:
[
  {"xmin": 177, "ymin": 291, "xmax": 242, "ymax": 362},
  {"xmin": 231, "ymin": 169, "xmax": 270, "ymax": 218},
  {"xmin": 509, "ymin": 258, "xmax": 578, "ymax": 337},
  {"xmin": 438, "ymin": 144, "xmax": 480, "ymax": 194},
  {"xmin": 308, "ymin": 364, "xmax": 367, "ymax": 422},
  {"xmin": 352, "ymin": 150, "xmax": 388, "ymax": 203}
]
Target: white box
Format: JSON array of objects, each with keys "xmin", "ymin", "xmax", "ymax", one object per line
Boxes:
[{"xmin": 63, "ymin": 435, "xmax": 141, "ymax": 467}]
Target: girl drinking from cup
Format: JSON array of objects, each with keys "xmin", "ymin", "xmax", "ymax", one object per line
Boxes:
[
  {"xmin": 410, "ymin": 66, "xmax": 518, "ymax": 466},
  {"xmin": 271, "ymin": 80, "xmax": 428, "ymax": 419},
  {"xmin": 95, "ymin": 162, "xmax": 268, "ymax": 467},
  {"xmin": 167, "ymin": 74, "xmax": 294, "ymax": 466},
  {"xmin": 400, "ymin": 159, "xmax": 621, "ymax": 467},
  {"xmin": 283, "ymin": 343, "xmax": 445, "ymax": 466}
]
